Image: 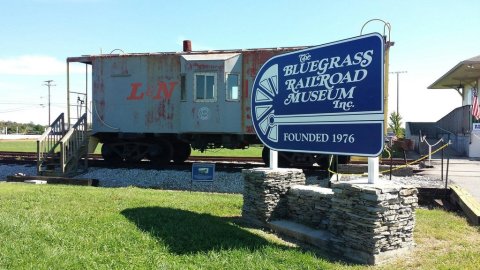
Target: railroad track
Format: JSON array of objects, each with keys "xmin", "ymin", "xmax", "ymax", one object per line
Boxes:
[
  {"xmin": 0, "ymin": 151, "xmax": 264, "ymax": 165},
  {"xmin": 0, "ymin": 151, "xmax": 417, "ymax": 166},
  {"xmin": 0, "ymin": 151, "xmax": 38, "ymax": 163},
  {"xmin": 188, "ymin": 156, "xmax": 263, "ymax": 163}
]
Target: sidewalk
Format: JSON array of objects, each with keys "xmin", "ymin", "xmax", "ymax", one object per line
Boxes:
[{"xmin": 414, "ymin": 153, "xmax": 480, "ymax": 203}]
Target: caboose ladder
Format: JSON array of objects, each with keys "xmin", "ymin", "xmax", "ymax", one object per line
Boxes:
[{"xmin": 37, "ymin": 113, "xmax": 89, "ymax": 176}]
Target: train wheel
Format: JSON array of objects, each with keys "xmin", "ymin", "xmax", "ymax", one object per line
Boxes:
[
  {"xmin": 101, "ymin": 143, "xmax": 122, "ymax": 164},
  {"xmin": 315, "ymin": 154, "xmax": 330, "ymax": 169},
  {"xmin": 338, "ymin": 155, "xmax": 351, "ymax": 164},
  {"xmin": 172, "ymin": 142, "xmax": 191, "ymax": 163},
  {"xmin": 262, "ymin": 146, "xmax": 270, "ymax": 166},
  {"xmin": 278, "ymin": 152, "xmax": 291, "ymax": 167},
  {"xmin": 148, "ymin": 140, "xmax": 173, "ymax": 165},
  {"xmin": 253, "ymin": 64, "xmax": 278, "ymax": 143},
  {"xmin": 124, "ymin": 143, "xmax": 148, "ymax": 163}
]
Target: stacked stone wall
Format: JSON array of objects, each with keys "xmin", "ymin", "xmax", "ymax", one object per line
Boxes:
[
  {"xmin": 242, "ymin": 168, "xmax": 417, "ymax": 265},
  {"xmin": 287, "ymin": 185, "xmax": 333, "ymax": 229},
  {"xmin": 329, "ymin": 180, "xmax": 418, "ymax": 264},
  {"xmin": 242, "ymin": 168, "xmax": 305, "ymax": 226},
  {"xmin": 337, "ymin": 164, "xmax": 413, "ymax": 176}
]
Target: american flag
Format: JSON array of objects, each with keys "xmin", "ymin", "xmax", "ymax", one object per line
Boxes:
[{"xmin": 473, "ymin": 88, "xmax": 480, "ymax": 120}]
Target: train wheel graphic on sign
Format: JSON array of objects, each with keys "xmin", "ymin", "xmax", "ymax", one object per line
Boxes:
[
  {"xmin": 251, "ymin": 33, "xmax": 384, "ymax": 160},
  {"xmin": 253, "ymin": 64, "xmax": 279, "ymax": 143}
]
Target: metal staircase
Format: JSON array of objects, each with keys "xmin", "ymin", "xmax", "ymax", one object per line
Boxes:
[
  {"xmin": 37, "ymin": 112, "xmax": 89, "ymax": 176},
  {"xmin": 36, "ymin": 60, "xmax": 92, "ymax": 177}
]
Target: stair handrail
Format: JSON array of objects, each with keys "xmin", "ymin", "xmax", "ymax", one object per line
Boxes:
[
  {"xmin": 436, "ymin": 105, "xmax": 471, "ymax": 135},
  {"xmin": 59, "ymin": 112, "xmax": 88, "ymax": 174},
  {"xmin": 37, "ymin": 113, "xmax": 66, "ymax": 173}
]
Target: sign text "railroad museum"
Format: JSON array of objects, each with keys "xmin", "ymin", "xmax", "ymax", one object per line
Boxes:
[{"xmin": 251, "ymin": 33, "xmax": 384, "ymax": 156}]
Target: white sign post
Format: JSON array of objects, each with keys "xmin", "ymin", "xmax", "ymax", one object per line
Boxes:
[
  {"xmin": 269, "ymin": 149, "xmax": 278, "ymax": 169},
  {"xmin": 368, "ymin": 157, "xmax": 379, "ymax": 184}
]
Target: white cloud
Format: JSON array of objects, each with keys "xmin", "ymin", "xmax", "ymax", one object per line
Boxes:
[{"xmin": 0, "ymin": 55, "xmax": 84, "ymax": 76}]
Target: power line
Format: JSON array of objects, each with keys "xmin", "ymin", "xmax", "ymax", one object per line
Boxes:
[
  {"xmin": 0, "ymin": 102, "xmax": 42, "ymax": 105},
  {"xmin": 0, "ymin": 102, "xmax": 66, "ymax": 105},
  {"xmin": 43, "ymin": 80, "xmax": 56, "ymax": 125},
  {"xmin": 389, "ymin": 71, "xmax": 407, "ymax": 115},
  {"xmin": 0, "ymin": 106, "xmax": 41, "ymax": 113}
]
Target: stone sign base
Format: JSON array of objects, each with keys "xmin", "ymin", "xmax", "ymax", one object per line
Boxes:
[
  {"xmin": 338, "ymin": 164, "xmax": 413, "ymax": 176},
  {"xmin": 242, "ymin": 168, "xmax": 418, "ymax": 265},
  {"xmin": 242, "ymin": 168, "xmax": 305, "ymax": 227}
]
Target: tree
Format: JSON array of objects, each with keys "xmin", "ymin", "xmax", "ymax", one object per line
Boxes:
[
  {"xmin": 0, "ymin": 121, "xmax": 47, "ymax": 135},
  {"xmin": 389, "ymin": 111, "xmax": 404, "ymax": 138}
]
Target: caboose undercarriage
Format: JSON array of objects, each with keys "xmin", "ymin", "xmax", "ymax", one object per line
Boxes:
[
  {"xmin": 94, "ymin": 132, "xmax": 348, "ymax": 168},
  {"xmin": 94, "ymin": 132, "xmax": 259, "ymax": 164}
]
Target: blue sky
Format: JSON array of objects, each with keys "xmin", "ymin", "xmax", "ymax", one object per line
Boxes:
[{"xmin": 1, "ymin": 0, "xmax": 479, "ymax": 125}]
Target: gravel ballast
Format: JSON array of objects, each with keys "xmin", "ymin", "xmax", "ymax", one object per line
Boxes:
[
  {"xmin": 1, "ymin": 164, "xmax": 445, "ymax": 193},
  {"xmin": 0, "ymin": 164, "xmax": 36, "ymax": 180},
  {"xmin": 78, "ymin": 167, "xmax": 245, "ymax": 193}
]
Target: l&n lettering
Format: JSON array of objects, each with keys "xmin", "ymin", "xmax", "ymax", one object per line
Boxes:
[{"xmin": 127, "ymin": 81, "xmax": 178, "ymax": 100}]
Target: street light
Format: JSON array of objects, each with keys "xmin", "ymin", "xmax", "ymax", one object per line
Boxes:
[
  {"xmin": 360, "ymin": 18, "xmax": 394, "ymax": 135},
  {"xmin": 360, "ymin": 19, "xmax": 394, "ymax": 183},
  {"xmin": 390, "ymin": 71, "xmax": 407, "ymax": 114},
  {"xmin": 43, "ymin": 80, "xmax": 56, "ymax": 125}
]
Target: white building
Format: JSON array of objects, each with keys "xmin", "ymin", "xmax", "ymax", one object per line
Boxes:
[{"xmin": 427, "ymin": 55, "xmax": 480, "ymax": 158}]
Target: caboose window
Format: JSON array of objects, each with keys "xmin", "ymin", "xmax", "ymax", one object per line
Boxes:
[
  {"xmin": 226, "ymin": 73, "xmax": 239, "ymax": 101},
  {"xmin": 194, "ymin": 73, "xmax": 216, "ymax": 102}
]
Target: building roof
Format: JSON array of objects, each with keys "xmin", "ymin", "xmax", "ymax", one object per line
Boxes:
[{"xmin": 428, "ymin": 55, "xmax": 480, "ymax": 89}]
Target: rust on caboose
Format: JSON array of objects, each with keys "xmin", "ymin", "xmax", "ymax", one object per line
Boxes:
[
  {"xmin": 67, "ymin": 44, "xmax": 307, "ymax": 136},
  {"xmin": 65, "ymin": 42, "xmax": 309, "ymax": 162},
  {"xmin": 241, "ymin": 49, "xmax": 301, "ymax": 135}
]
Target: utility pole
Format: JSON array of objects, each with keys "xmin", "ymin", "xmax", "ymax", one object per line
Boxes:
[
  {"xmin": 43, "ymin": 80, "xmax": 56, "ymax": 125},
  {"xmin": 390, "ymin": 71, "xmax": 407, "ymax": 114}
]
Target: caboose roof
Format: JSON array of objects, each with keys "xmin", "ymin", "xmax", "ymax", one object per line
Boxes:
[
  {"xmin": 66, "ymin": 46, "xmax": 309, "ymax": 64},
  {"xmin": 181, "ymin": 53, "xmax": 240, "ymax": 61}
]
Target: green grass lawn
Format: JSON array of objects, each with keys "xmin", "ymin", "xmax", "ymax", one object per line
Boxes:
[
  {"xmin": 0, "ymin": 140, "xmax": 37, "ymax": 152},
  {"xmin": 0, "ymin": 140, "xmax": 262, "ymax": 157},
  {"xmin": 191, "ymin": 145, "xmax": 262, "ymax": 157},
  {"xmin": 0, "ymin": 184, "xmax": 479, "ymax": 269}
]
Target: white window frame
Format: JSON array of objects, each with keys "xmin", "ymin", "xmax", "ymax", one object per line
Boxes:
[
  {"xmin": 194, "ymin": 72, "xmax": 217, "ymax": 102},
  {"xmin": 226, "ymin": 73, "xmax": 240, "ymax": 101}
]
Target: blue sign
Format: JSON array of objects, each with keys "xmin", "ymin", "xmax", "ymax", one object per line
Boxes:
[
  {"xmin": 192, "ymin": 163, "xmax": 215, "ymax": 182},
  {"xmin": 251, "ymin": 34, "xmax": 384, "ymax": 156}
]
